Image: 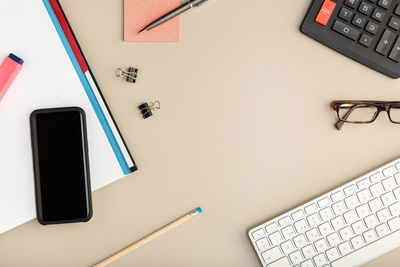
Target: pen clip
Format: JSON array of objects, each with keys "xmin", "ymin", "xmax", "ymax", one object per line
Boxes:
[{"xmin": 192, "ymin": 0, "xmax": 209, "ymax": 8}]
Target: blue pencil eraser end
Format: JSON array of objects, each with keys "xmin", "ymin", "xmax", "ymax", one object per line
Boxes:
[
  {"xmin": 197, "ymin": 207, "xmax": 203, "ymax": 214},
  {"xmin": 8, "ymin": 53, "xmax": 24, "ymax": 65}
]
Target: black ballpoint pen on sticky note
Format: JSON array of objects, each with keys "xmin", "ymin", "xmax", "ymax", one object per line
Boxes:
[{"xmin": 138, "ymin": 0, "xmax": 209, "ymax": 34}]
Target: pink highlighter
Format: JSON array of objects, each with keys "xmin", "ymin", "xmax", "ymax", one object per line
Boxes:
[{"xmin": 0, "ymin": 53, "xmax": 24, "ymax": 102}]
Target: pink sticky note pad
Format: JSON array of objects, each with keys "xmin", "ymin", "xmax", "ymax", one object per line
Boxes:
[{"xmin": 124, "ymin": 0, "xmax": 180, "ymax": 42}]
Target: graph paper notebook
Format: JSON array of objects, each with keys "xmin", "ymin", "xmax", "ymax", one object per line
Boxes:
[{"xmin": 0, "ymin": 0, "xmax": 137, "ymax": 235}]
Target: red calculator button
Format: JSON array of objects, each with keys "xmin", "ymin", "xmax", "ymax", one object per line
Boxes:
[{"xmin": 315, "ymin": 0, "xmax": 337, "ymax": 26}]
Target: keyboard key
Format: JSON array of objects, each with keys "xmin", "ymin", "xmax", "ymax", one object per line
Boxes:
[
  {"xmin": 370, "ymin": 183, "xmax": 384, "ymax": 197},
  {"xmin": 355, "ymin": 204, "xmax": 370, "ymax": 218},
  {"xmin": 345, "ymin": 195, "xmax": 360, "ymax": 209},
  {"xmin": 318, "ymin": 197, "xmax": 330, "ymax": 208},
  {"xmin": 370, "ymin": 172, "xmax": 383, "ymax": 183},
  {"xmin": 376, "ymin": 29, "xmax": 396, "ymax": 56},
  {"xmin": 302, "ymin": 244, "xmax": 316, "ymax": 258},
  {"xmin": 331, "ymin": 216, "xmax": 346, "ymax": 230},
  {"xmin": 377, "ymin": 208, "xmax": 391, "ymax": 222},
  {"xmin": 307, "ymin": 213, "xmax": 321, "ymax": 227},
  {"xmin": 378, "ymin": 0, "xmax": 392, "ymax": 9},
  {"xmin": 269, "ymin": 231, "xmax": 284, "ymax": 246},
  {"xmin": 252, "ymin": 228, "xmax": 265, "ymax": 239},
  {"xmin": 269, "ymin": 257, "xmax": 291, "ymax": 267},
  {"xmin": 382, "ymin": 177, "xmax": 397, "ymax": 191},
  {"xmin": 365, "ymin": 21, "xmax": 379, "ymax": 35},
  {"xmin": 352, "ymin": 14, "xmax": 367, "ymax": 28},
  {"xmin": 368, "ymin": 198, "xmax": 383, "ymax": 212},
  {"xmin": 345, "ymin": 0, "xmax": 361, "ymax": 8},
  {"xmin": 326, "ymin": 247, "xmax": 340, "ymax": 261},
  {"xmin": 359, "ymin": 1, "xmax": 373, "ymax": 15},
  {"xmin": 306, "ymin": 228, "xmax": 320, "ymax": 242},
  {"xmin": 262, "ymin": 246, "xmax": 283, "ymax": 264},
  {"xmin": 292, "ymin": 210, "xmax": 305, "ymax": 221},
  {"xmin": 357, "ymin": 189, "xmax": 372, "ymax": 203},
  {"xmin": 338, "ymin": 241, "xmax": 352, "ymax": 255},
  {"xmin": 333, "ymin": 20, "xmax": 361, "ymax": 40},
  {"xmin": 344, "ymin": 185, "xmax": 357, "ymax": 196},
  {"xmin": 318, "ymin": 222, "xmax": 333, "ymax": 236},
  {"xmin": 279, "ymin": 216, "xmax": 292, "ymax": 227},
  {"xmin": 381, "ymin": 191, "xmax": 396, "ymax": 206},
  {"xmin": 389, "ymin": 202, "xmax": 400, "ymax": 216},
  {"xmin": 294, "ymin": 219, "xmax": 309, "ymax": 233},
  {"xmin": 256, "ymin": 237, "xmax": 270, "ymax": 251},
  {"xmin": 314, "ymin": 238, "xmax": 329, "ymax": 253},
  {"xmin": 344, "ymin": 210, "xmax": 359, "ymax": 224},
  {"xmin": 376, "ymin": 223, "xmax": 390, "ymax": 237},
  {"xmin": 332, "ymin": 201, "xmax": 346, "ymax": 215},
  {"xmin": 327, "ymin": 232, "xmax": 341, "ymax": 246},
  {"xmin": 293, "ymin": 234, "xmax": 308, "ymax": 248},
  {"xmin": 372, "ymin": 8, "xmax": 386, "ymax": 22},
  {"xmin": 393, "ymin": 187, "xmax": 400, "ymax": 200},
  {"xmin": 300, "ymin": 259, "xmax": 314, "ymax": 267},
  {"xmin": 397, "ymin": 162, "xmax": 400, "ymax": 171},
  {"xmin": 339, "ymin": 226, "xmax": 354, "ymax": 240},
  {"xmin": 357, "ymin": 178, "xmax": 370, "ymax": 189},
  {"xmin": 352, "ymin": 220, "xmax": 367, "ymax": 234},
  {"xmin": 388, "ymin": 16, "xmax": 400, "ymax": 30},
  {"xmin": 350, "ymin": 235, "xmax": 365, "ymax": 249},
  {"xmin": 289, "ymin": 250, "xmax": 303, "ymax": 265},
  {"xmin": 313, "ymin": 253, "xmax": 328, "ymax": 266},
  {"xmin": 356, "ymin": 204, "xmax": 371, "ymax": 218},
  {"xmin": 388, "ymin": 217, "xmax": 400, "ymax": 231},
  {"xmin": 331, "ymin": 191, "xmax": 344, "ymax": 202},
  {"xmin": 363, "ymin": 229, "xmax": 378, "ymax": 242},
  {"xmin": 266, "ymin": 222, "xmax": 279, "ymax": 233},
  {"xmin": 364, "ymin": 214, "xmax": 378, "ymax": 228},
  {"xmin": 395, "ymin": 4, "xmax": 400, "ymax": 16},
  {"xmin": 319, "ymin": 207, "xmax": 334, "ymax": 221},
  {"xmin": 383, "ymin": 166, "xmax": 396, "ymax": 177},
  {"xmin": 339, "ymin": 7, "xmax": 354, "ymax": 21},
  {"xmin": 305, "ymin": 204, "xmax": 318, "ymax": 214},
  {"xmin": 315, "ymin": 0, "xmax": 337, "ymax": 26},
  {"xmin": 281, "ymin": 240, "xmax": 295, "ymax": 254},
  {"xmin": 282, "ymin": 225, "xmax": 296, "ymax": 239},
  {"xmin": 395, "ymin": 173, "xmax": 400, "ymax": 184}
]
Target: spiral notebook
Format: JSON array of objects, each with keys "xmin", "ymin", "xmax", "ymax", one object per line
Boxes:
[{"xmin": 0, "ymin": 0, "xmax": 137, "ymax": 235}]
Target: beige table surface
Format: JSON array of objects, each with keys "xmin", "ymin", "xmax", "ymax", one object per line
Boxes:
[{"xmin": 2, "ymin": 0, "xmax": 400, "ymax": 266}]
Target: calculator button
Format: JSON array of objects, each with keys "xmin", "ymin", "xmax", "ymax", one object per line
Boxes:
[
  {"xmin": 339, "ymin": 7, "xmax": 354, "ymax": 21},
  {"xmin": 389, "ymin": 37, "xmax": 400, "ymax": 62},
  {"xmin": 378, "ymin": 0, "xmax": 392, "ymax": 9},
  {"xmin": 359, "ymin": 2, "xmax": 374, "ymax": 16},
  {"xmin": 352, "ymin": 14, "xmax": 368, "ymax": 28},
  {"xmin": 388, "ymin": 17, "xmax": 400, "ymax": 30},
  {"xmin": 372, "ymin": 8, "xmax": 386, "ymax": 22},
  {"xmin": 346, "ymin": 0, "xmax": 361, "ymax": 9},
  {"xmin": 315, "ymin": 0, "xmax": 337, "ymax": 26},
  {"xmin": 395, "ymin": 4, "xmax": 400, "ymax": 16},
  {"xmin": 359, "ymin": 33, "xmax": 374, "ymax": 47},
  {"xmin": 376, "ymin": 29, "xmax": 396, "ymax": 55},
  {"xmin": 366, "ymin": 21, "xmax": 379, "ymax": 35}
]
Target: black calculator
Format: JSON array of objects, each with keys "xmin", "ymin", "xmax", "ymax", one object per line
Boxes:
[{"xmin": 301, "ymin": 0, "xmax": 400, "ymax": 78}]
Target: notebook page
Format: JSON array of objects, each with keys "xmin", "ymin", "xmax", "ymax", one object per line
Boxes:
[{"xmin": 0, "ymin": 0, "xmax": 123, "ymax": 235}]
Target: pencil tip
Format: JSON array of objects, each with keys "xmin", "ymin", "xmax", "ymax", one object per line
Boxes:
[{"xmin": 138, "ymin": 29, "xmax": 147, "ymax": 34}]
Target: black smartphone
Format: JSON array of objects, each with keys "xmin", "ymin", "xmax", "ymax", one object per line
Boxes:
[{"xmin": 30, "ymin": 107, "xmax": 92, "ymax": 225}]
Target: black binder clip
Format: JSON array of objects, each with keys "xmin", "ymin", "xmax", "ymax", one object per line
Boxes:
[
  {"xmin": 138, "ymin": 101, "xmax": 161, "ymax": 119},
  {"xmin": 115, "ymin": 67, "xmax": 138, "ymax": 83}
]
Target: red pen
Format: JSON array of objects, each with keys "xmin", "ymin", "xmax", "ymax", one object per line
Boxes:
[{"xmin": 0, "ymin": 53, "xmax": 24, "ymax": 103}]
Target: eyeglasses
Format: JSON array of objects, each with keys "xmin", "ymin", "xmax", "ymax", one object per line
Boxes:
[{"xmin": 331, "ymin": 101, "xmax": 400, "ymax": 130}]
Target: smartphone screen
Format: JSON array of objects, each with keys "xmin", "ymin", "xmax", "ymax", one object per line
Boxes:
[{"xmin": 30, "ymin": 108, "xmax": 92, "ymax": 224}]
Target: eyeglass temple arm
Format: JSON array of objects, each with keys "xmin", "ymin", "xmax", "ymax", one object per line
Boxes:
[{"xmin": 335, "ymin": 106, "xmax": 356, "ymax": 131}]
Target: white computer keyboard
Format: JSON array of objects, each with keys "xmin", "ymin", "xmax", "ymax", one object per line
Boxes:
[{"xmin": 249, "ymin": 158, "xmax": 400, "ymax": 267}]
